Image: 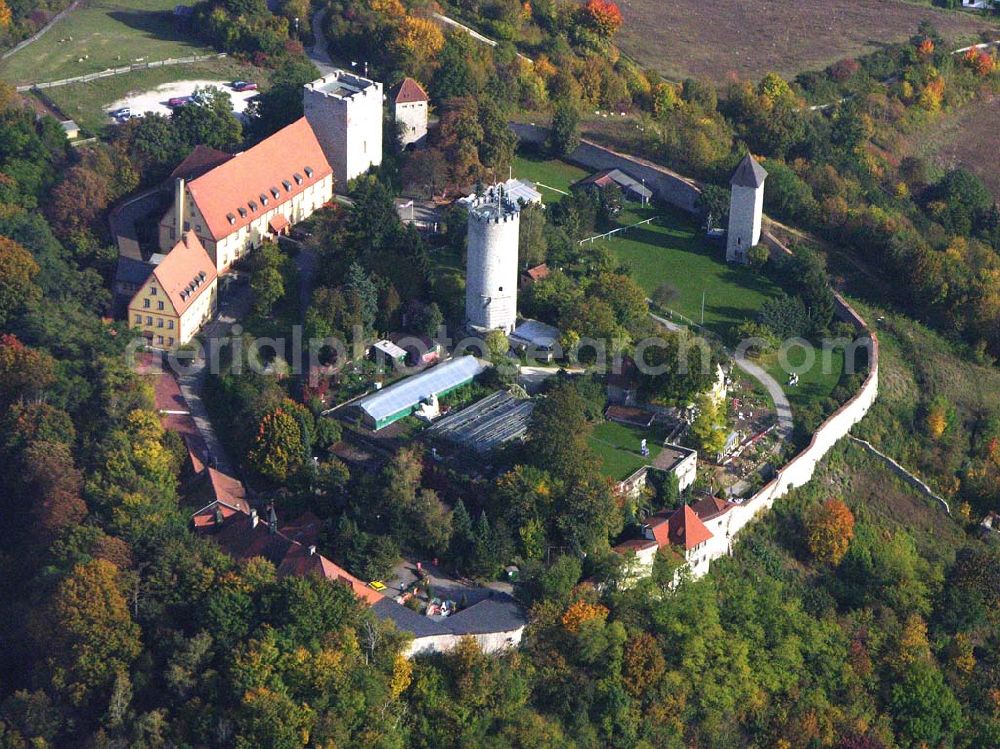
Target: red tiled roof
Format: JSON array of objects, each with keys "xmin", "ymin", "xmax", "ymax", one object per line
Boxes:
[
  {"xmin": 523, "ymin": 263, "xmax": 550, "ymax": 282},
  {"xmin": 170, "ymin": 144, "xmax": 234, "ymax": 181},
  {"xmin": 280, "ymin": 511, "xmax": 322, "ymax": 546},
  {"xmin": 268, "ymin": 213, "xmax": 289, "ymax": 233},
  {"xmin": 666, "ymin": 505, "xmax": 713, "ymax": 550},
  {"xmin": 186, "ymin": 118, "xmax": 333, "ymax": 241},
  {"xmin": 393, "ymin": 77, "xmax": 429, "ymax": 104},
  {"xmin": 207, "ymin": 467, "xmax": 249, "ymax": 513},
  {"xmin": 690, "ymin": 496, "xmax": 735, "ymax": 522},
  {"xmin": 202, "ymin": 508, "xmax": 384, "ymax": 606},
  {"xmin": 192, "ymin": 500, "xmax": 245, "ymax": 529},
  {"xmin": 150, "ymin": 233, "xmax": 217, "ymax": 317},
  {"xmin": 613, "ymin": 538, "xmax": 658, "ymax": 553}
]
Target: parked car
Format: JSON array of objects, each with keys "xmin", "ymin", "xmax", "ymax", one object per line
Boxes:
[
  {"xmin": 231, "ymin": 80, "xmax": 258, "ymax": 92},
  {"xmin": 109, "ymin": 107, "xmax": 131, "ymax": 119},
  {"xmin": 167, "ymin": 96, "xmax": 192, "ymax": 107}
]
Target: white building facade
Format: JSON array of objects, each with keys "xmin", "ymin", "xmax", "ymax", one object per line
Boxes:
[
  {"xmin": 726, "ymin": 153, "xmax": 767, "ymax": 263},
  {"xmin": 466, "ymin": 188, "xmax": 521, "ymax": 334},
  {"xmin": 303, "ymin": 71, "xmax": 384, "ymax": 184},
  {"xmin": 392, "ymin": 77, "xmax": 429, "ymax": 148}
]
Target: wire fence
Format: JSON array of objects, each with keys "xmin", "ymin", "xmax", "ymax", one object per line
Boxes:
[
  {"xmin": 16, "ymin": 53, "xmax": 228, "ymax": 92},
  {"xmin": 1, "ymin": 0, "xmax": 83, "ymax": 61},
  {"xmin": 578, "ymin": 216, "xmax": 658, "ymax": 245}
]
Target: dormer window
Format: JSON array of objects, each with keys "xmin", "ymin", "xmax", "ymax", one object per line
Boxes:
[
  {"xmin": 249, "ymin": 201, "xmax": 258, "ymax": 212},
  {"xmin": 198, "ymin": 271, "xmax": 207, "ymax": 281},
  {"xmin": 260, "ymin": 194, "xmax": 268, "ymax": 206},
  {"xmin": 304, "ymin": 166, "xmax": 314, "ymax": 178},
  {"xmin": 282, "ymin": 179, "xmax": 292, "ymax": 191},
  {"xmin": 227, "ymin": 213, "xmax": 236, "ymax": 225},
  {"xmin": 238, "ymin": 207, "xmax": 248, "ymax": 218},
  {"xmin": 293, "ymin": 173, "xmax": 303, "ymax": 185},
  {"xmin": 270, "ymin": 187, "xmax": 280, "ymax": 199}
]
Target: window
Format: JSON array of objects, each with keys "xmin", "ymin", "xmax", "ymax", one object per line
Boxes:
[
  {"xmin": 304, "ymin": 166, "xmax": 313, "ymax": 178},
  {"xmin": 157, "ymin": 318, "xmax": 163, "ymax": 328},
  {"xmin": 143, "ymin": 298, "xmax": 150, "ymax": 308},
  {"xmin": 196, "ymin": 224, "xmax": 202, "ymax": 232},
  {"xmin": 168, "ymin": 320, "xmax": 174, "ymax": 329},
  {"xmin": 146, "ymin": 316, "xmax": 152, "ymax": 325},
  {"xmin": 260, "ymin": 194, "xmax": 268, "ymax": 206},
  {"xmin": 134, "ymin": 314, "xmax": 141, "ymax": 323},
  {"xmin": 157, "ymin": 301, "xmax": 164, "ymax": 311},
  {"xmin": 156, "ymin": 335, "xmax": 163, "ymax": 345},
  {"xmin": 183, "ymin": 221, "xmax": 191, "ymax": 231},
  {"xmin": 168, "ymin": 337, "xmax": 174, "ymax": 346},
  {"xmin": 150, "ymin": 287, "xmax": 157, "ymax": 296},
  {"xmin": 293, "ymin": 173, "xmax": 303, "ymax": 185},
  {"xmin": 270, "ymin": 187, "xmax": 280, "ymax": 199},
  {"xmin": 238, "ymin": 207, "xmax": 248, "ymax": 218},
  {"xmin": 282, "ymin": 179, "xmax": 292, "ymax": 191}
]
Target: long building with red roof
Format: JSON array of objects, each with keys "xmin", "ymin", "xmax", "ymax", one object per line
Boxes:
[{"xmin": 158, "ymin": 117, "xmax": 335, "ymax": 273}]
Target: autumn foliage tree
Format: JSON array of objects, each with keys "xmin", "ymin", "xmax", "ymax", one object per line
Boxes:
[
  {"xmin": 581, "ymin": 0, "xmax": 623, "ymax": 39},
  {"xmin": 806, "ymin": 498, "xmax": 855, "ymax": 565},
  {"xmin": 0, "ymin": 238, "xmax": 41, "ymax": 328},
  {"xmin": 39, "ymin": 559, "xmax": 142, "ymax": 707},
  {"xmin": 561, "ymin": 600, "xmax": 609, "ymax": 633},
  {"xmin": 248, "ymin": 406, "xmax": 305, "ymax": 482},
  {"xmin": 0, "ymin": 334, "xmax": 56, "ymax": 407}
]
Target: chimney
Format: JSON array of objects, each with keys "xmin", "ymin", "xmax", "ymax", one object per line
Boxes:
[
  {"xmin": 308, "ymin": 545, "xmax": 317, "ymax": 556},
  {"xmin": 250, "ymin": 508, "xmax": 258, "ymax": 528},
  {"xmin": 174, "ymin": 177, "xmax": 186, "ymax": 238}
]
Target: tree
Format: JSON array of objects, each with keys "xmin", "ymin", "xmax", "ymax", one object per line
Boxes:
[
  {"xmin": 890, "ymin": 660, "xmax": 963, "ymax": 747},
  {"xmin": 581, "ymin": 0, "xmax": 623, "ymax": 39},
  {"xmin": 345, "ymin": 262, "xmax": 379, "ymax": 337},
  {"xmin": 0, "ymin": 238, "xmax": 41, "ymax": 328},
  {"xmin": 39, "ymin": 560, "xmax": 142, "ymax": 707},
  {"xmin": 806, "ymin": 498, "xmax": 855, "ymax": 565},
  {"xmin": 549, "ymin": 102, "xmax": 580, "ymax": 158},
  {"xmin": 402, "ymin": 149, "xmax": 450, "ymax": 198},
  {"xmin": 171, "ymin": 86, "xmax": 243, "ymax": 151},
  {"xmin": 251, "ymin": 265, "xmax": 285, "ymax": 317},
  {"xmin": 690, "ymin": 394, "xmax": 728, "ymax": 457},
  {"xmin": 47, "ymin": 166, "xmax": 111, "ymax": 237},
  {"xmin": 0, "ymin": 334, "xmax": 55, "ymax": 407},
  {"xmin": 248, "ymin": 407, "xmax": 305, "ymax": 482}
]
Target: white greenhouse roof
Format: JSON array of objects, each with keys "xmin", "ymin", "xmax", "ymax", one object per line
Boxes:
[
  {"xmin": 511, "ymin": 319, "xmax": 561, "ymax": 349},
  {"xmin": 354, "ymin": 356, "xmax": 486, "ymax": 422},
  {"xmin": 372, "ymin": 339, "xmax": 407, "ymax": 359}
]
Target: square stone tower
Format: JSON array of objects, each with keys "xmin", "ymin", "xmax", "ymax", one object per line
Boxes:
[
  {"xmin": 726, "ymin": 153, "xmax": 767, "ymax": 263},
  {"xmin": 466, "ymin": 185, "xmax": 521, "ymax": 334},
  {"xmin": 391, "ymin": 77, "xmax": 429, "ymax": 148},
  {"xmin": 303, "ymin": 71, "xmax": 383, "ymax": 185}
]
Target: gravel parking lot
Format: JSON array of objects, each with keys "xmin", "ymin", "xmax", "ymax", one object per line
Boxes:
[{"xmin": 105, "ymin": 78, "xmax": 257, "ymax": 122}]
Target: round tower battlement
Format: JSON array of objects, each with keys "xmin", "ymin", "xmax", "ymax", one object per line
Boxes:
[{"xmin": 465, "ymin": 188, "xmax": 520, "ymax": 334}]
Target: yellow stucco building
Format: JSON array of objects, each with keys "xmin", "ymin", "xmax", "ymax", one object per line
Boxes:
[{"xmin": 128, "ymin": 233, "xmax": 218, "ymax": 348}]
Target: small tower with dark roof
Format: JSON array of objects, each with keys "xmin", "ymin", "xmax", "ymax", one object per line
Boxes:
[{"xmin": 726, "ymin": 153, "xmax": 768, "ymax": 263}]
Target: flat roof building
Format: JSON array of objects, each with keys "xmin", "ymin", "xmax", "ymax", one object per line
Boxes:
[
  {"xmin": 427, "ymin": 390, "xmax": 535, "ymax": 453},
  {"xmin": 350, "ymin": 356, "xmax": 486, "ymax": 431}
]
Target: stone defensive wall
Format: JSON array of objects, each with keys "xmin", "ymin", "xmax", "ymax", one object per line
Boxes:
[
  {"xmin": 509, "ymin": 123, "xmax": 701, "ymax": 212},
  {"xmin": 509, "ymin": 121, "xmax": 881, "ymax": 559}
]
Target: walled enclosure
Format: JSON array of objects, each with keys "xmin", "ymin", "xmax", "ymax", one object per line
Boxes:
[{"xmin": 510, "ymin": 122, "xmax": 880, "ymax": 569}]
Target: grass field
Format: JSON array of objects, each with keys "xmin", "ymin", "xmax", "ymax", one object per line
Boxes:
[
  {"xmin": 595, "ymin": 205, "xmax": 780, "ymax": 339},
  {"xmin": 914, "ymin": 92, "xmax": 1000, "ymax": 199},
  {"xmin": 512, "ymin": 152, "xmax": 590, "ymax": 197},
  {"xmin": 38, "ymin": 58, "xmax": 260, "ymax": 132},
  {"xmin": 589, "ymin": 420, "xmax": 668, "ymax": 481},
  {"xmin": 616, "ymin": 0, "xmax": 993, "ymax": 83},
  {"xmin": 763, "ymin": 345, "xmax": 847, "ymax": 415},
  {"xmin": 0, "ymin": 0, "xmax": 214, "ymax": 86}
]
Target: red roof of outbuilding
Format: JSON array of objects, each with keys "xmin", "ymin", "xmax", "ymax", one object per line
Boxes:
[
  {"xmin": 186, "ymin": 118, "xmax": 333, "ymax": 241},
  {"xmin": 393, "ymin": 77, "xmax": 429, "ymax": 104},
  {"xmin": 690, "ymin": 496, "xmax": 735, "ymax": 522},
  {"xmin": 523, "ymin": 263, "xmax": 550, "ymax": 282}
]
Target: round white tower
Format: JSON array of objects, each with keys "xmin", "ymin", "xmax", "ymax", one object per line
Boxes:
[{"xmin": 466, "ymin": 187, "xmax": 521, "ymax": 334}]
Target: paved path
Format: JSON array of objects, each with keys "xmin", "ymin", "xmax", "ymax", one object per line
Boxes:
[
  {"xmin": 308, "ymin": 8, "xmax": 338, "ymax": 76},
  {"xmin": 174, "ymin": 278, "xmax": 252, "ymax": 477},
  {"xmin": 649, "ymin": 309, "xmax": 793, "ymax": 440},
  {"xmin": 732, "ymin": 352, "xmax": 793, "ymax": 439}
]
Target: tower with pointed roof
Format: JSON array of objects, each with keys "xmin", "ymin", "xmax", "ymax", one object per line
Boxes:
[
  {"xmin": 391, "ymin": 77, "xmax": 429, "ymax": 148},
  {"xmin": 725, "ymin": 153, "xmax": 768, "ymax": 263}
]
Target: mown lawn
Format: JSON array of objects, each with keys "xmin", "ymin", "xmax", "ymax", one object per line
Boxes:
[
  {"xmin": 512, "ymin": 152, "xmax": 590, "ymax": 199},
  {"xmin": 0, "ymin": 0, "xmax": 214, "ymax": 85},
  {"xmin": 594, "ymin": 205, "xmax": 781, "ymax": 340},
  {"xmin": 588, "ymin": 419, "xmax": 668, "ymax": 481},
  {"xmin": 762, "ymin": 344, "xmax": 846, "ymax": 414}
]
